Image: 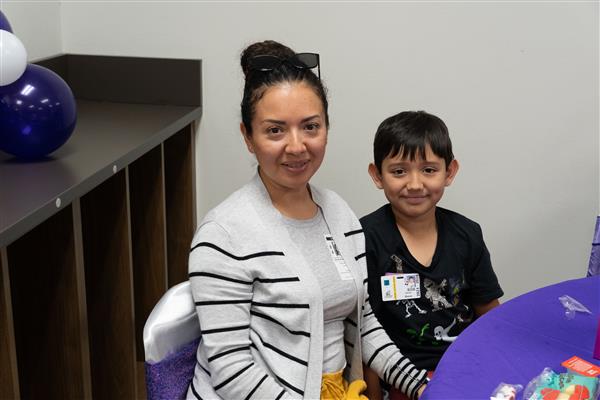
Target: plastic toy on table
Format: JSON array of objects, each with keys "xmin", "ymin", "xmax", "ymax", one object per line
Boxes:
[
  {"xmin": 559, "ymin": 295, "xmax": 592, "ymax": 320},
  {"xmin": 523, "ymin": 368, "xmax": 598, "ymax": 400},
  {"xmin": 490, "ymin": 383, "xmax": 523, "ymax": 400}
]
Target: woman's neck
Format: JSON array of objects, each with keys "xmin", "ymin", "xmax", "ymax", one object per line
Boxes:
[{"xmin": 259, "ymin": 171, "xmax": 317, "ymax": 220}]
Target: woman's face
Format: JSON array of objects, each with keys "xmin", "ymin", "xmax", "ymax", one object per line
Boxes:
[{"xmin": 242, "ymin": 81, "xmax": 327, "ymax": 195}]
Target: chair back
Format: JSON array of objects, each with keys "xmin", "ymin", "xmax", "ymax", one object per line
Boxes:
[{"xmin": 143, "ymin": 281, "xmax": 200, "ymax": 400}]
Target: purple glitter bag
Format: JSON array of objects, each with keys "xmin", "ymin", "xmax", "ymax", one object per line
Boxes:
[{"xmin": 145, "ymin": 337, "xmax": 200, "ymax": 400}]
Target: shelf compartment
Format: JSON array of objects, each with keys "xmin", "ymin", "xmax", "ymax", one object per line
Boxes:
[
  {"xmin": 80, "ymin": 171, "xmax": 137, "ymax": 399},
  {"xmin": 128, "ymin": 145, "xmax": 168, "ymax": 366},
  {"xmin": 164, "ymin": 125, "xmax": 196, "ymax": 286},
  {"xmin": 7, "ymin": 206, "xmax": 91, "ymax": 399},
  {"xmin": 0, "ymin": 248, "xmax": 19, "ymax": 399}
]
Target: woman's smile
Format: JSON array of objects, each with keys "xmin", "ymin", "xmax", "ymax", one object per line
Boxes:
[{"xmin": 282, "ymin": 159, "xmax": 310, "ymax": 171}]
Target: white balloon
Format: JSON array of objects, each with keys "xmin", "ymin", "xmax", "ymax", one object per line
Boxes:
[{"xmin": 0, "ymin": 30, "xmax": 27, "ymax": 86}]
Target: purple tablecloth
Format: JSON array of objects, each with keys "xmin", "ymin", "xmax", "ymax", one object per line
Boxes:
[{"xmin": 421, "ymin": 276, "xmax": 600, "ymax": 400}]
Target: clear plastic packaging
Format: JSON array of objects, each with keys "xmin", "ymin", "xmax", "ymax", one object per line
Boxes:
[
  {"xmin": 523, "ymin": 367, "xmax": 598, "ymax": 400},
  {"xmin": 559, "ymin": 295, "xmax": 592, "ymax": 320},
  {"xmin": 490, "ymin": 383, "xmax": 522, "ymax": 400}
]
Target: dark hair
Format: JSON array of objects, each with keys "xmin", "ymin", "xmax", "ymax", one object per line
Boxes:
[
  {"xmin": 373, "ymin": 111, "xmax": 454, "ymax": 172},
  {"xmin": 240, "ymin": 40, "xmax": 329, "ymax": 135}
]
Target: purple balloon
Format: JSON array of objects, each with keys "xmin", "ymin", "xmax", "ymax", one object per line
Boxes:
[
  {"xmin": 0, "ymin": 10, "xmax": 13, "ymax": 33},
  {"xmin": 0, "ymin": 64, "xmax": 77, "ymax": 159}
]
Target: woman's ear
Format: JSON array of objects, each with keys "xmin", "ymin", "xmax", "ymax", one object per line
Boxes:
[
  {"xmin": 445, "ymin": 159, "xmax": 460, "ymax": 187},
  {"xmin": 240, "ymin": 122, "xmax": 254, "ymax": 154},
  {"xmin": 368, "ymin": 163, "xmax": 384, "ymax": 190}
]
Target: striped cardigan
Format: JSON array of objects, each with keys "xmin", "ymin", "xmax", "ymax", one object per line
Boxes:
[{"xmin": 186, "ymin": 173, "xmax": 428, "ymax": 399}]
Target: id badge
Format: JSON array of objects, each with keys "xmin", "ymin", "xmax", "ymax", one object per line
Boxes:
[
  {"xmin": 324, "ymin": 234, "xmax": 353, "ymax": 280},
  {"xmin": 381, "ymin": 273, "xmax": 420, "ymax": 301}
]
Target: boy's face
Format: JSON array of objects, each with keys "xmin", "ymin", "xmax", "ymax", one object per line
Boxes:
[{"xmin": 368, "ymin": 145, "xmax": 459, "ymax": 222}]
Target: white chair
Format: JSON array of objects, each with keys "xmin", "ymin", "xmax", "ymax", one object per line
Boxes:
[{"xmin": 144, "ymin": 281, "xmax": 201, "ymax": 400}]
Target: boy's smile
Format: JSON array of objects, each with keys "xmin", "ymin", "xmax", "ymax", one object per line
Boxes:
[{"xmin": 368, "ymin": 145, "xmax": 459, "ymax": 222}]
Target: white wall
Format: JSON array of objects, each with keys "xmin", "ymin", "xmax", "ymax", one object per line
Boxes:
[
  {"xmin": 0, "ymin": 1, "xmax": 62, "ymax": 61},
  {"xmin": 25, "ymin": 2, "xmax": 600, "ymax": 300}
]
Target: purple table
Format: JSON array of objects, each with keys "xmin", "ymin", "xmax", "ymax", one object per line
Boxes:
[{"xmin": 421, "ymin": 276, "xmax": 600, "ymax": 400}]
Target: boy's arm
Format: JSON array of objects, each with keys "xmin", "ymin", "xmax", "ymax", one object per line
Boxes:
[
  {"xmin": 466, "ymin": 224, "xmax": 504, "ymax": 313},
  {"xmin": 473, "ymin": 298, "xmax": 500, "ymax": 316}
]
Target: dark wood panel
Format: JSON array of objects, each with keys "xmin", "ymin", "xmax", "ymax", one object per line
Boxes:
[
  {"xmin": 7, "ymin": 207, "xmax": 87, "ymax": 399},
  {"xmin": 80, "ymin": 171, "xmax": 137, "ymax": 399},
  {"xmin": 164, "ymin": 125, "xmax": 197, "ymax": 286},
  {"xmin": 129, "ymin": 146, "xmax": 168, "ymax": 363},
  {"xmin": 33, "ymin": 54, "xmax": 68, "ymax": 82},
  {"xmin": 33, "ymin": 55, "xmax": 202, "ymax": 107},
  {"xmin": 71, "ymin": 199, "xmax": 93, "ymax": 397},
  {"xmin": 137, "ymin": 361, "xmax": 147, "ymax": 400},
  {"xmin": 0, "ymin": 247, "xmax": 19, "ymax": 399},
  {"xmin": 67, "ymin": 55, "xmax": 202, "ymax": 106}
]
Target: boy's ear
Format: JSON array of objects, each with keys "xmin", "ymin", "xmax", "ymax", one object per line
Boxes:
[
  {"xmin": 368, "ymin": 163, "xmax": 384, "ymax": 189},
  {"xmin": 240, "ymin": 123, "xmax": 254, "ymax": 154},
  {"xmin": 445, "ymin": 159, "xmax": 460, "ymax": 186}
]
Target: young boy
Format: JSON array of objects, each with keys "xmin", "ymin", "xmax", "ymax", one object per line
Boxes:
[{"xmin": 360, "ymin": 111, "xmax": 503, "ymax": 400}]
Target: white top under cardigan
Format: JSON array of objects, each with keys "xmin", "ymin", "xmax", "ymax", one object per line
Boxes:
[{"xmin": 186, "ymin": 173, "xmax": 428, "ymax": 400}]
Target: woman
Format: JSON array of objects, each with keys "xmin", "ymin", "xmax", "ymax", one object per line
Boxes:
[{"xmin": 187, "ymin": 40, "xmax": 429, "ymax": 400}]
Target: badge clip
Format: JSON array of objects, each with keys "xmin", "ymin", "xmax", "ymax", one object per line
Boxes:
[{"xmin": 391, "ymin": 254, "xmax": 404, "ymax": 273}]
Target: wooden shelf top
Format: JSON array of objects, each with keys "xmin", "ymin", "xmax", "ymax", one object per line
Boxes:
[{"xmin": 0, "ymin": 100, "xmax": 201, "ymax": 247}]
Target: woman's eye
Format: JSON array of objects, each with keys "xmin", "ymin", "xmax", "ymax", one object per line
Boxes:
[
  {"xmin": 305, "ymin": 123, "xmax": 320, "ymax": 132},
  {"xmin": 267, "ymin": 127, "xmax": 283, "ymax": 135}
]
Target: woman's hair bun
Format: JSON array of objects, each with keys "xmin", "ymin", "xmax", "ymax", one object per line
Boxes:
[{"xmin": 240, "ymin": 40, "xmax": 296, "ymax": 78}]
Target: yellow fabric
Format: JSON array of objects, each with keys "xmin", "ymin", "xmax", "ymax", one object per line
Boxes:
[
  {"xmin": 346, "ymin": 380, "xmax": 368, "ymax": 400},
  {"xmin": 321, "ymin": 370, "xmax": 368, "ymax": 400}
]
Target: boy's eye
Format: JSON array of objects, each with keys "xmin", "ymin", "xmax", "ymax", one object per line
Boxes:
[
  {"xmin": 423, "ymin": 167, "xmax": 438, "ymax": 174},
  {"xmin": 391, "ymin": 169, "xmax": 406, "ymax": 176}
]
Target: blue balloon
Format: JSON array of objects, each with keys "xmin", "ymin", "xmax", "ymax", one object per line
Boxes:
[
  {"xmin": 0, "ymin": 10, "xmax": 13, "ymax": 32},
  {"xmin": 0, "ymin": 64, "xmax": 77, "ymax": 159}
]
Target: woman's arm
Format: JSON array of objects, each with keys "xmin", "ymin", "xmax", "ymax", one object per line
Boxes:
[{"xmin": 189, "ymin": 222, "xmax": 293, "ymax": 399}]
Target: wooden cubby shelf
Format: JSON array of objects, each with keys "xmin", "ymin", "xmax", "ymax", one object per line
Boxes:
[{"xmin": 0, "ymin": 54, "xmax": 201, "ymax": 399}]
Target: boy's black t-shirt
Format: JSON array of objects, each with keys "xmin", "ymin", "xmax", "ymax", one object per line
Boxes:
[{"xmin": 360, "ymin": 204, "xmax": 504, "ymax": 370}]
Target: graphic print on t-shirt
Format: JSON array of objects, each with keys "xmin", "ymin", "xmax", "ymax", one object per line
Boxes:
[
  {"xmin": 433, "ymin": 317, "xmax": 458, "ymax": 342},
  {"xmin": 406, "ymin": 323, "xmax": 430, "ymax": 345},
  {"xmin": 386, "ymin": 253, "xmax": 475, "ymax": 346},
  {"xmin": 396, "ymin": 299, "xmax": 427, "ymax": 318},
  {"xmin": 423, "ymin": 278, "xmax": 453, "ymax": 311}
]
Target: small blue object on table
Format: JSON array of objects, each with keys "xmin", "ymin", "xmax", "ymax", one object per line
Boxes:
[{"xmin": 421, "ymin": 276, "xmax": 600, "ymax": 400}]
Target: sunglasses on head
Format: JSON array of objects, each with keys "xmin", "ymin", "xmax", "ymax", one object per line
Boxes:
[{"xmin": 248, "ymin": 53, "xmax": 320, "ymax": 79}]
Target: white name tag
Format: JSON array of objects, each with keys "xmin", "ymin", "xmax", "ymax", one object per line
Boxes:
[
  {"xmin": 381, "ymin": 273, "xmax": 421, "ymax": 301},
  {"xmin": 324, "ymin": 234, "xmax": 353, "ymax": 281}
]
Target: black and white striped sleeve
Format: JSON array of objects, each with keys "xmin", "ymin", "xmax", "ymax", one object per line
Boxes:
[
  {"xmin": 359, "ymin": 272, "xmax": 429, "ymax": 399},
  {"xmin": 188, "ymin": 221, "xmax": 293, "ymax": 400}
]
